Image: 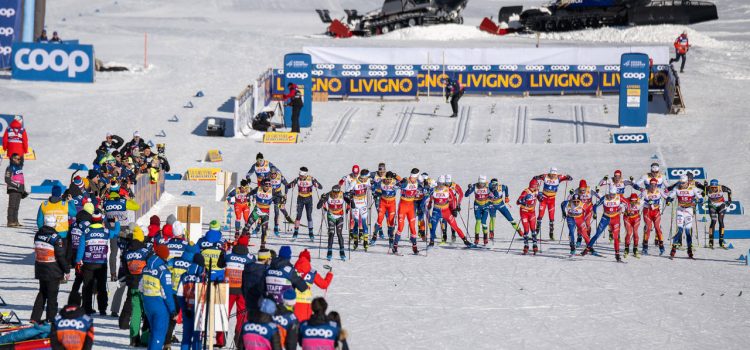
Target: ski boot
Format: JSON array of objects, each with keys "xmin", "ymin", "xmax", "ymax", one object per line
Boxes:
[
  {"xmin": 669, "ymin": 246, "xmax": 677, "ymax": 259},
  {"xmin": 523, "ymin": 244, "xmax": 529, "ymax": 255},
  {"xmin": 369, "ymin": 234, "xmax": 377, "ymax": 246},
  {"xmin": 549, "ymin": 223, "xmax": 554, "ymax": 241},
  {"xmin": 687, "ymin": 247, "xmax": 694, "ymax": 260},
  {"xmin": 474, "ymin": 233, "xmax": 479, "ymax": 245},
  {"xmin": 463, "ymin": 238, "xmax": 477, "ymax": 248},
  {"xmin": 309, "ymin": 228, "xmax": 315, "ymax": 242},
  {"xmin": 292, "ymin": 228, "xmax": 299, "ymax": 241},
  {"xmin": 532, "ymin": 244, "xmax": 539, "ymax": 255},
  {"xmin": 273, "ymin": 226, "xmax": 280, "ymax": 237},
  {"xmin": 418, "ymin": 230, "xmax": 426, "ymax": 242},
  {"xmin": 615, "ymin": 254, "xmax": 622, "ymax": 262},
  {"xmin": 326, "ymin": 251, "xmax": 333, "ymax": 261},
  {"xmin": 363, "ymin": 238, "xmax": 369, "ymax": 252},
  {"xmin": 576, "ymin": 235, "xmax": 582, "ymax": 248},
  {"xmin": 340, "ymin": 251, "xmax": 347, "ymax": 261},
  {"xmin": 428, "ymin": 239, "xmax": 435, "ymax": 247},
  {"xmin": 439, "ymin": 236, "xmax": 447, "ymax": 246},
  {"xmin": 642, "ymin": 244, "xmax": 649, "ymax": 256},
  {"xmin": 709, "ymin": 239, "xmax": 714, "ymax": 249},
  {"xmin": 412, "ymin": 244, "xmax": 419, "ymax": 255},
  {"xmin": 580, "ymin": 247, "xmax": 590, "ymax": 256},
  {"xmin": 352, "ymin": 235, "xmax": 359, "ymax": 251},
  {"xmin": 624, "ymin": 246, "xmax": 629, "ymax": 258},
  {"xmin": 719, "ymin": 238, "xmax": 726, "ymax": 249},
  {"xmin": 489, "ymin": 230, "xmax": 495, "ymax": 242},
  {"xmin": 633, "ymin": 247, "xmax": 640, "ymax": 258},
  {"xmin": 483, "ymin": 233, "xmax": 488, "ymax": 246},
  {"xmin": 590, "ymin": 248, "xmax": 601, "ymax": 257},
  {"xmin": 392, "ymin": 244, "xmax": 399, "ymax": 254},
  {"xmin": 658, "ymin": 242, "xmax": 665, "ymax": 256},
  {"xmin": 569, "ymin": 244, "xmax": 576, "ymax": 256},
  {"xmin": 451, "ymin": 234, "xmax": 456, "ymax": 243}
]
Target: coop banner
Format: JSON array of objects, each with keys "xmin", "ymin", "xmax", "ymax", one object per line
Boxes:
[{"xmin": 0, "ymin": 0, "xmax": 22, "ymax": 69}]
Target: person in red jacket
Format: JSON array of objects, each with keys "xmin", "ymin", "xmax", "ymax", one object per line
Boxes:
[
  {"xmin": 293, "ymin": 249, "xmax": 333, "ymax": 322},
  {"xmin": 669, "ymin": 30, "xmax": 690, "ymax": 73},
  {"xmin": 3, "ymin": 117, "xmax": 29, "ymax": 162}
]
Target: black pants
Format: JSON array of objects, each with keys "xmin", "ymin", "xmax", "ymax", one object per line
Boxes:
[
  {"xmin": 31, "ymin": 279, "xmax": 60, "ymax": 323},
  {"xmin": 295, "ymin": 196, "xmax": 313, "ymax": 226},
  {"xmin": 327, "ymin": 216, "xmax": 345, "ymax": 253},
  {"xmin": 449, "ymin": 91, "xmax": 463, "ymax": 116},
  {"xmin": 709, "ymin": 203, "xmax": 727, "ymax": 240},
  {"xmin": 67, "ymin": 271, "xmax": 84, "ymax": 306},
  {"xmin": 7, "ymin": 192, "xmax": 21, "ymax": 225},
  {"xmin": 82, "ymin": 263, "xmax": 108, "ymax": 314},
  {"xmin": 291, "ymin": 105, "xmax": 302, "ymax": 133},
  {"xmin": 670, "ymin": 53, "xmax": 686, "ymax": 72}
]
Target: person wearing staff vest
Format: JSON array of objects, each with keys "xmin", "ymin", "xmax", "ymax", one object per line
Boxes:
[
  {"xmin": 224, "ymin": 235, "xmax": 256, "ymax": 340},
  {"xmin": 265, "ymin": 246, "xmax": 308, "ymax": 305},
  {"xmin": 50, "ymin": 304, "xmax": 95, "ymax": 350},
  {"xmin": 36, "ymin": 185, "xmax": 77, "ymax": 237},
  {"xmin": 31, "ymin": 215, "xmax": 70, "ymax": 324},
  {"xmin": 5, "ymin": 152, "xmax": 27, "ymax": 227},
  {"xmin": 123, "ymin": 226, "xmax": 151, "ymax": 347},
  {"xmin": 175, "ymin": 246, "xmax": 205, "ymax": 350},
  {"xmin": 2, "ymin": 116, "xmax": 29, "ymax": 163},
  {"xmin": 141, "ymin": 244, "xmax": 177, "ymax": 350},
  {"xmin": 293, "ymin": 250, "xmax": 333, "ymax": 323},
  {"xmin": 298, "ymin": 297, "xmax": 340, "ymax": 350},
  {"xmin": 75, "ymin": 210, "xmax": 121, "ymax": 315},
  {"xmin": 103, "ymin": 190, "xmax": 140, "ymax": 281},
  {"xmin": 670, "ymin": 30, "xmax": 690, "ymax": 73}
]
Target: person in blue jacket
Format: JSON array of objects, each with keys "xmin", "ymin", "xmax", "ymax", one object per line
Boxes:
[
  {"xmin": 75, "ymin": 210, "xmax": 120, "ymax": 315},
  {"xmin": 196, "ymin": 220, "xmax": 227, "ymax": 282},
  {"xmin": 141, "ymin": 244, "xmax": 177, "ymax": 350},
  {"xmin": 176, "ymin": 245, "xmax": 205, "ymax": 350}
]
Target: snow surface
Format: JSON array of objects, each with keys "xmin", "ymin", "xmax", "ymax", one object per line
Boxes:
[{"xmin": 1, "ymin": 0, "xmax": 750, "ymax": 349}]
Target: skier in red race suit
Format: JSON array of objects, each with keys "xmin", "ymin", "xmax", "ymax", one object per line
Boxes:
[
  {"xmin": 533, "ymin": 168, "xmax": 573, "ymax": 241},
  {"xmin": 516, "ymin": 179, "xmax": 541, "ymax": 255}
]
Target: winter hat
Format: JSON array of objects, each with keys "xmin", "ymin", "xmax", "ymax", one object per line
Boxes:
[
  {"xmin": 294, "ymin": 253, "xmax": 311, "ymax": 275},
  {"xmin": 257, "ymin": 249, "xmax": 271, "ymax": 261},
  {"xmin": 299, "ymin": 249, "xmax": 311, "ymax": 263},
  {"xmin": 161, "ymin": 224, "xmax": 174, "ymax": 240},
  {"xmin": 83, "ymin": 203, "xmax": 95, "ymax": 215},
  {"xmin": 579, "ymin": 179, "xmax": 588, "ymax": 188},
  {"xmin": 237, "ymin": 235, "xmax": 249, "ymax": 247},
  {"xmin": 351, "ymin": 165, "xmax": 359, "ymax": 174},
  {"xmin": 259, "ymin": 298, "xmax": 276, "ymax": 315},
  {"xmin": 91, "ymin": 210, "xmax": 103, "ymax": 222},
  {"xmin": 110, "ymin": 183, "xmax": 121, "ymax": 192},
  {"xmin": 283, "ymin": 289, "xmax": 297, "ymax": 307},
  {"xmin": 279, "ymin": 245, "xmax": 292, "ymax": 259},
  {"xmin": 256, "ymin": 152, "xmax": 264, "ymax": 160},
  {"xmin": 149, "ymin": 215, "xmax": 160, "ymax": 226},
  {"xmin": 44, "ymin": 215, "xmax": 57, "ymax": 228},
  {"xmin": 51, "ymin": 185, "xmax": 62, "ymax": 198},
  {"xmin": 209, "ymin": 220, "xmax": 221, "ymax": 231},
  {"xmin": 166, "ymin": 214, "xmax": 177, "ymax": 226},
  {"xmin": 73, "ymin": 176, "xmax": 84, "ymax": 187},
  {"xmin": 132, "ymin": 226, "xmax": 144, "ymax": 242},
  {"xmin": 87, "ymin": 170, "xmax": 99, "ymax": 180},
  {"xmin": 155, "ymin": 244, "xmax": 170, "ymax": 260},
  {"xmin": 172, "ymin": 221, "xmax": 185, "ymax": 238},
  {"xmin": 299, "ymin": 167, "xmax": 308, "ymax": 176},
  {"xmin": 614, "ymin": 170, "xmax": 622, "ymax": 177},
  {"xmin": 133, "ymin": 131, "xmax": 140, "ymax": 138}
]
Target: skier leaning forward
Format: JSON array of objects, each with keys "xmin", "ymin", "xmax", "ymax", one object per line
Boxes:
[{"xmin": 317, "ymin": 184, "xmax": 352, "ymax": 261}]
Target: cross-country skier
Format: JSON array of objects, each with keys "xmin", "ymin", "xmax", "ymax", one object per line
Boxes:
[
  {"xmin": 638, "ymin": 178, "xmax": 668, "ymax": 255},
  {"xmin": 317, "ymin": 184, "xmax": 352, "ymax": 261},
  {"xmin": 665, "ymin": 172, "xmax": 704, "ymax": 247},
  {"xmin": 287, "ymin": 167, "xmax": 323, "ymax": 241},
  {"xmin": 516, "ymin": 179, "xmax": 541, "ymax": 255},
  {"xmin": 245, "ymin": 153, "xmax": 278, "ymax": 182},
  {"xmin": 573, "ymin": 180, "xmax": 599, "ymax": 247},
  {"xmin": 583, "ymin": 185, "xmax": 626, "ymax": 261},
  {"xmin": 346, "ymin": 169, "xmax": 372, "ymax": 251},
  {"xmin": 636, "ymin": 162, "xmax": 669, "ymax": 190},
  {"xmin": 622, "ymin": 193, "xmax": 642, "ymax": 258},
  {"xmin": 394, "ymin": 169, "xmax": 422, "ymax": 254},
  {"xmin": 372, "ymin": 171, "xmax": 399, "ymax": 246},
  {"xmin": 428, "ymin": 176, "xmax": 474, "ymax": 248},
  {"xmin": 339, "ymin": 165, "xmax": 360, "ymax": 235},
  {"xmin": 533, "ymin": 168, "xmax": 573, "ymax": 240},
  {"xmin": 227, "ymin": 180, "xmax": 252, "ymax": 238},
  {"xmin": 598, "ymin": 170, "xmax": 634, "ymax": 197},
  {"xmin": 416, "ymin": 172, "xmax": 433, "ymax": 240},
  {"xmin": 464, "ymin": 176, "xmax": 493, "ymax": 245},
  {"xmin": 441, "ymin": 174, "xmax": 463, "ymax": 242},
  {"xmin": 269, "ymin": 168, "xmax": 291, "ymax": 237},
  {"xmin": 249, "ymin": 179, "xmax": 275, "ymax": 248},
  {"xmin": 488, "ymin": 178, "xmax": 522, "ymax": 243},
  {"xmin": 370, "ymin": 163, "xmax": 388, "ymax": 239},
  {"xmin": 666, "ymin": 175, "xmax": 703, "ymax": 259},
  {"xmin": 704, "ymin": 179, "xmax": 732, "ymax": 248},
  {"xmin": 560, "ymin": 194, "xmax": 590, "ymax": 255}
]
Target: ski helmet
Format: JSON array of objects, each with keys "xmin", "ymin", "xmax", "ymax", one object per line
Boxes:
[
  {"xmin": 709, "ymin": 179, "xmax": 719, "ymax": 186},
  {"xmin": 614, "ymin": 170, "xmax": 622, "ymax": 177},
  {"xmin": 478, "ymin": 175, "xmax": 487, "ymax": 184},
  {"xmin": 650, "ymin": 163, "xmax": 659, "ymax": 172},
  {"xmin": 438, "ymin": 175, "xmax": 446, "ymax": 184},
  {"xmin": 549, "ymin": 167, "xmax": 559, "ymax": 175},
  {"xmin": 608, "ymin": 185, "xmax": 618, "ymax": 195},
  {"xmin": 529, "ymin": 179, "xmax": 538, "ymax": 189},
  {"xmin": 680, "ymin": 174, "xmax": 688, "ymax": 183},
  {"xmin": 579, "ymin": 179, "xmax": 588, "ymax": 188},
  {"xmin": 352, "ymin": 165, "xmax": 360, "ymax": 174}
]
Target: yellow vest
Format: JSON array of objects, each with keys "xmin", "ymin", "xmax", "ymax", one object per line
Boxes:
[{"xmin": 41, "ymin": 200, "xmax": 69, "ymax": 233}]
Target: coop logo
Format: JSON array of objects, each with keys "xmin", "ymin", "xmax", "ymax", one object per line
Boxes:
[
  {"xmin": 311, "ymin": 70, "xmax": 323, "ymax": 76},
  {"xmin": 285, "ymin": 72, "xmax": 308, "ymax": 79},
  {"xmin": 550, "ymin": 65, "xmax": 570, "ymax": 71},
  {"xmin": 368, "ymin": 70, "xmax": 387, "ymax": 77},
  {"xmin": 304, "ymin": 328, "xmax": 334, "ymax": 338},
  {"xmin": 623, "ymin": 60, "xmax": 646, "ymax": 69},
  {"xmin": 622, "ymin": 72, "xmax": 646, "ymax": 80},
  {"xmin": 57, "ymin": 319, "xmax": 86, "ymax": 330},
  {"xmin": 524, "ymin": 65, "xmax": 544, "ymax": 71},
  {"xmin": 497, "ymin": 64, "xmax": 518, "ymax": 71},
  {"xmin": 394, "ymin": 64, "xmax": 413, "ymax": 70},
  {"xmin": 667, "ymin": 167, "xmax": 706, "ymax": 180},
  {"xmin": 243, "ymin": 323, "xmax": 268, "ymax": 335},
  {"xmin": 446, "ymin": 65, "xmax": 466, "ymax": 71},
  {"xmin": 368, "ymin": 64, "xmax": 387, "ymax": 70},
  {"xmin": 285, "ymin": 60, "xmax": 308, "ymax": 68},
  {"xmin": 604, "ymin": 65, "xmax": 619, "ymax": 71},
  {"xmin": 341, "ymin": 64, "xmax": 361, "ymax": 70},
  {"xmin": 14, "ymin": 47, "xmax": 91, "ymax": 78},
  {"xmin": 341, "ymin": 70, "xmax": 360, "ymax": 77},
  {"xmin": 612, "ymin": 133, "xmax": 648, "ymax": 144},
  {"xmin": 315, "ymin": 63, "xmax": 334, "ymax": 70},
  {"xmin": 698, "ymin": 201, "xmax": 744, "ymax": 215},
  {"xmin": 577, "ymin": 65, "xmax": 596, "ymax": 71},
  {"xmin": 471, "ymin": 65, "xmax": 491, "ymax": 71},
  {"xmin": 0, "ymin": 8, "xmax": 16, "ymax": 17},
  {"xmin": 420, "ymin": 64, "xmax": 440, "ymax": 71},
  {"xmin": 394, "ymin": 70, "xmax": 414, "ymax": 77},
  {"xmin": 0, "ymin": 46, "xmax": 9, "ymax": 55},
  {"xmin": 0, "ymin": 27, "xmax": 13, "ymax": 36}
]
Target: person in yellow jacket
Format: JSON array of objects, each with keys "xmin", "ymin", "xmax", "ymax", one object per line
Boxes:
[
  {"xmin": 36, "ymin": 185, "xmax": 77, "ymax": 237},
  {"xmin": 292, "ymin": 249, "xmax": 333, "ymax": 322}
]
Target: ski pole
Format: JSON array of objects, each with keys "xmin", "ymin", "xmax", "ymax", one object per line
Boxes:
[
  {"xmin": 317, "ymin": 209, "xmax": 324, "ymax": 259},
  {"xmin": 506, "ymin": 229, "xmax": 517, "ymax": 254},
  {"xmin": 323, "ymin": 265, "xmax": 333, "ymax": 298}
]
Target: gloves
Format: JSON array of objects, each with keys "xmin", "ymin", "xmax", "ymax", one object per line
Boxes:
[
  {"xmin": 75, "ymin": 262, "xmax": 82, "ymax": 274},
  {"xmin": 666, "ymin": 197, "xmax": 673, "ymax": 205},
  {"xmin": 593, "ymin": 212, "xmax": 598, "ymax": 221},
  {"xmin": 629, "ymin": 176, "xmax": 634, "ymax": 182},
  {"xmin": 111, "ymin": 273, "xmax": 117, "ymax": 282},
  {"xmin": 504, "ymin": 197, "xmax": 509, "ymax": 204},
  {"xmin": 569, "ymin": 189, "xmax": 574, "ymax": 194},
  {"xmin": 567, "ymin": 175, "xmax": 573, "ymax": 182},
  {"xmin": 603, "ymin": 175, "xmax": 608, "ymax": 181}
]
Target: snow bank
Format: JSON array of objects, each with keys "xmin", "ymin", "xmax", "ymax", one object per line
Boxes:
[
  {"xmin": 374, "ymin": 24, "xmax": 498, "ymax": 41},
  {"xmin": 539, "ymin": 25, "xmax": 727, "ymax": 49}
]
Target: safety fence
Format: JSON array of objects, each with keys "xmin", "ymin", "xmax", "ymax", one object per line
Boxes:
[{"xmin": 132, "ymin": 171, "xmax": 165, "ymax": 219}]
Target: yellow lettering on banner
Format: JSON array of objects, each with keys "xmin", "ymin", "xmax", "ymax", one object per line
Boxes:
[
  {"xmin": 313, "ymin": 78, "xmax": 342, "ymax": 93},
  {"xmin": 275, "ymin": 76, "xmax": 284, "ymax": 91},
  {"xmin": 418, "ymin": 73, "xmax": 448, "ymax": 88},
  {"xmin": 263, "ymin": 132, "xmax": 298, "ymax": 144},
  {"xmin": 530, "ymin": 73, "xmax": 594, "ymax": 88},
  {"xmin": 350, "ymin": 78, "xmax": 413, "ymax": 93},
  {"xmin": 186, "ymin": 168, "xmax": 222, "ymax": 181},
  {"xmin": 602, "ymin": 73, "xmax": 619, "ymax": 87}
]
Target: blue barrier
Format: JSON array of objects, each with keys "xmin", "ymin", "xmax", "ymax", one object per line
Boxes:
[
  {"xmin": 0, "ymin": 0, "xmax": 22, "ymax": 69},
  {"xmin": 30, "ymin": 179, "xmax": 66, "ymax": 194},
  {"xmin": 165, "ymin": 173, "xmax": 183, "ymax": 181},
  {"xmin": 723, "ymin": 230, "xmax": 750, "ymax": 239},
  {"xmin": 181, "ymin": 190, "xmax": 196, "ymax": 196},
  {"xmin": 67, "ymin": 163, "xmax": 88, "ymax": 171},
  {"xmin": 11, "ymin": 42, "xmax": 95, "ymax": 83}
]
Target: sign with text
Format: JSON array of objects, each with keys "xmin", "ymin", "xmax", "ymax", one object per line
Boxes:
[
  {"xmin": 618, "ymin": 53, "xmax": 650, "ymax": 127},
  {"xmin": 0, "ymin": 0, "xmax": 21, "ymax": 69},
  {"xmin": 613, "ymin": 133, "xmax": 649, "ymax": 144},
  {"xmin": 667, "ymin": 167, "xmax": 706, "ymax": 180},
  {"xmin": 11, "ymin": 42, "xmax": 95, "ymax": 83},
  {"xmin": 282, "ymin": 53, "xmax": 312, "ymax": 127}
]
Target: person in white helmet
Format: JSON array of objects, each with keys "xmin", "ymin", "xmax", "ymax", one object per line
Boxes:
[
  {"xmin": 427, "ymin": 176, "xmax": 474, "ymax": 248},
  {"xmin": 532, "ymin": 167, "xmax": 573, "ymax": 241},
  {"xmin": 441, "ymin": 174, "xmax": 464, "ymax": 242},
  {"xmin": 464, "ymin": 175, "xmax": 493, "ymax": 245},
  {"xmin": 582, "ymin": 185, "xmax": 626, "ymax": 261},
  {"xmin": 665, "ymin": 174, "xmax": 703, "ymax": 259},
  {"xmin": 636, "ymin": 162, "xmax": 669, "ymax": 190}
]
